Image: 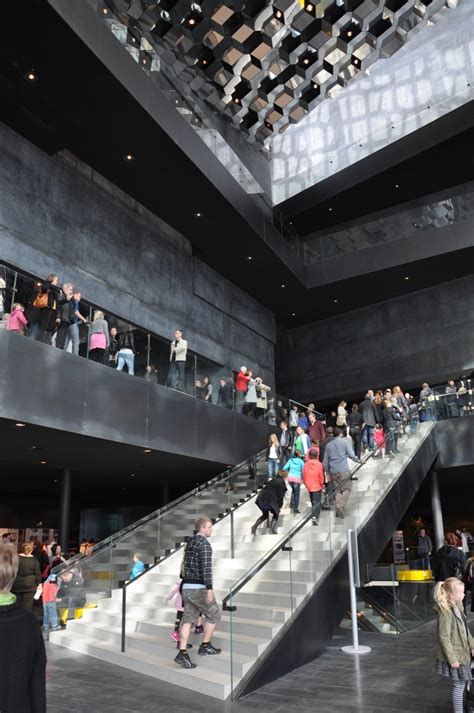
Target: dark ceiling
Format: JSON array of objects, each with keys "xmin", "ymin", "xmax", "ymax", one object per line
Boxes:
[
  {"xmin": 0, "ymin": 418, "xmax": 224, "ymax": 505},
  {"xmin": 0, "ymin": 0, "xmax": 473, "ymax": 330}
]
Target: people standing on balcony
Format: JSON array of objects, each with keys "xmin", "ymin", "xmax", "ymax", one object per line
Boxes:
[
  {"xmin": 347, "ymin": 403, "xmax": 364, "ymax": 458},
  {"xmin": 116, "ymin": 328, "xmax": 136, "ymax": 375},
  {"xmin": 266, "ymin": 433, "xmax": 282, "ymax": 481},
  {"xmin": 293, "ymin": 425, "xmax": 311, "ymax": 456},
  {"xmin": 217, "ymin": 377, "xmax": 234, "ymax": 409},
  {"xmin": 244, "ymin": 371, "xmax": 258, "ymax": 418},
  {"xmin": 279, "ymin": 421, "xmax": 292, "ymax": 467},
  {"xmin": 255, "ymin": 377, "xmax": 270, "ymax": 419},
  {"xmin": 457, "ymin": 376, "xmax": 470, "ymax": 416},
  {"xmin": 419, "ymin": 382, "xmax": 436, "ymax": 421},
  {"xmin": 276, "ymin": 399, "xmax": 288, "ymax": 425},
  {"xmin": 445, "ymin": 380, "xmax": 459, "ymax": 419},
  {"xmin": 0, "ymin": 542, "xmax": 46, "ymax": 713},
  {"xmin": 308, "ymin": 411, "xmax": 325, "ymax": 446},
  {"xmin": 31, "ymin": 274, "xmax": 72, "ymax": 344},
  {"xmin": 359, "ymin": 393, "xmax": 377, "ymax": 451},
  {"xmin": 323, "ymin": 427, "xmax": 360, "ymax": 519},
  {"xmin": 174, "ymin": 517, "xmax": 221, "ymax": 669},
  {"xmin": 282, "ymin": 450, "xmax": 304, "ymax": 514},
  {"xmin": 10, "ymin": 542, "xmax": 41, "ymax": 612},
  {"xmin": 417, "ymin": 527, "xmax": 433, "ymax": 568},
  {"xmin": 303, "ymin": 449, "xmax": 325, "ymax": 526},
  {"xmin": 166, "ymin": 329, "xmax": 187, "ymax": 391},
  {"xmin": 235, "ymin": 366, "xmax": 250, "ymax": 413},
  {"xmin": 6, "ymin": 303, "xmax": 28, "ymax": 335},
  {"xmin": 88, "ymin": 310, "xmax": 110, "ymax": 363},
  {"xmin": 382, "ymin": 399, "xmax": 401, "ymax": 458},
  {"xmin": 55, "ymin": 282, "xmax": 75, "ymax": 350},
  {"xmin": 67, "ymin": 290, "xmax": 88, "ymax": 355},
  {"xmin": 251, "ymin": 470, "xmax": 288, "ymax": 535},
  {"xmin": 201, "ymin": 376, "xmax": 213, "ymax": 403},
  {"xmin": 434, "ymin": 577, "xmax": 474, "ymax": 713},
  {"xmin": 106, "ymin": 326, "xmax": 119, "ymax": 367}
]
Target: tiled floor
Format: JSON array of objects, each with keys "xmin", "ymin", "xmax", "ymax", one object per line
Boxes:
[{"xmin": 46, "ymin": 614, "xmax": 473, "ymax": 713}]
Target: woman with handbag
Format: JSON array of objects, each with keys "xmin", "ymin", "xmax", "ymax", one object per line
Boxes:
[
  {"xmin": 30, "ymin": 274, "xmax": 71, "ymax": 344},
  {"xmin": 434, "ymin": 577, "xmax": 474, "ymax": 713},
  {"xmin": 434, "ymin": 532, "xmax": 467, "ymax": 582}
]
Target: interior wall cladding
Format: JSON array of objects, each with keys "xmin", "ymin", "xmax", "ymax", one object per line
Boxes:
[
  {"xmin": 0, "ymin": 123, "xmax": 275, "ymax": 383},
  {"xmin": 276, "ymin": 275, "xmax": 474, "ymax": 403},
  {"xmin": 102, "ymin": 0, "xmax": 458, "ymax": 144}
]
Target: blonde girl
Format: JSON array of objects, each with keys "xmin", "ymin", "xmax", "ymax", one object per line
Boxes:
[{"xmin": 434, "ymin": 577, "xmax": 474, "ymax": 713}]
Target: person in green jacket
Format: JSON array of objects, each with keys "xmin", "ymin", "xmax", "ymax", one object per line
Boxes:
[{"xmin": 434, "ymin": 577, "xmax": 474, "ymax": 713}]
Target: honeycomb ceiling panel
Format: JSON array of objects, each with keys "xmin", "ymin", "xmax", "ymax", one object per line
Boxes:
[{"xmin": 103, "ymin": 0, "xmax": 459, "ymax": 144}]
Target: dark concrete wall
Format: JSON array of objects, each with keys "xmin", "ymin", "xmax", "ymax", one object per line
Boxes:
[
  {"xmin": 0, "ymin": 122, "xmax": 275, "ymax": 384},
  {"xmin": 276, "ymin": 275, "xmax": 474, "ymax": 404}
]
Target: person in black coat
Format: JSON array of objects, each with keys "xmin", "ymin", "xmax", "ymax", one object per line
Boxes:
[
  {"xmin": 0, "ymin": 542, "xmax": 46, "ymax": 713},
  {"xmin": 382, "ymin": 400, "xmax": 401, "ymax": 457},
  {"xmin": 11, "ymin": 542, "xmax": 41, "ymax": 612},
  {"xmin": 433, "ymin": 532, "xmax": 467, "ymax": 582},
  {"xmin": 31, "ymin": 274, "xmax": 71, "ymax": 345},
  {"xmin": 251, "ymin": 472, "xmax": 288, "ymax": 535}
]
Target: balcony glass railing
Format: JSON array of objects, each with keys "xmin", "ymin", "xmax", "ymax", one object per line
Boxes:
[
  {"xmin": 0, "ymin": 261, "xmax": 281, "ymax": 418},
  {"xmin": 303, "ymin": 185, "xmax": 474, "ymax": 264}
]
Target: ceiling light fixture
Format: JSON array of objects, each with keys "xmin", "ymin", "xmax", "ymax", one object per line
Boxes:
[
  {"xmin": 15, "ymin": 422, "xmax": 26, "ymax": 427},
  {"xmin": 40, "ymin": 460, "xmax": 47, "ymax": 465},
  {"xmin": 188, "ymin": 17, "xmax": 196, "ymax": 25},
  {"xmin": 395, "ymin": 184, "xmax": 399, "ymax": 188},
  {"xmin": 333, "ymin": 299, "xmax": 338, "ymax": 303},
  {"xmin": 124, "ymin": 153, "xmax": 135, "ymax": 162},
  {"xmin": 247, "ymin": 256, "xmax": 253, "ymax": 260},
  {"xmin": 275, "ymin": 10, "xmax": 283, "ymax": 19},
  {"xmin": 144, "ymin": 449, "xmax": 152, "ymax": 453},
  {"xmin": 306, "ymin": 3, "xmax": 314, "ymax": 11},
  {"xmin": 303, "ymin": 58, "xmax": 309, "ymax": 65},
  {"xmin": 131, "ymin": 473, "xmax": 136, "ymax": 477},
  {"xmin": 291, "ymin": 312, "xmax": 296, "ymax": 316},
  {"xmin": 404, "ymin": 276, "xmax": 410, "ymax": 281},
  {"xmin": 281, "ymin": 284, "xmax": 286, "ymax": 288},
  {"xmin": 328, "ymin": 207, "xmax": 333, "ymax": 212},
  {"xmin": 102, "ymin": 7, "xmax": 109, "ymax": 14},
  {"xmin": 26, "ymin": 71, "xmax": 37, "ymax": 82},
  {"xmin": 347, "ymin": 30, "xmax": 352, "ymax": 37}
]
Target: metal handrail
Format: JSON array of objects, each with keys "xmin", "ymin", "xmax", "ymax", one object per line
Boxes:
[
  {"xmin": 289, "ymin": 397, "xmax": 326, "ymax": 421},
  {"xmin": 53, "ymin": 449, "xmax": 266, "ymax": 579},
  {"xmin": 221, "ymin": 453, "xmax": 371, "ymax": 612}
]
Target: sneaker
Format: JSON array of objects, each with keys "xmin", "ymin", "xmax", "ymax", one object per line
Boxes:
[
  {"xmin": 293, "ymin": 509, "xmax": 300, "ymax": 514},
  {"xmin": 174, "ymin": 651, "xmax": 197, "ymax": 669},
  {"xmin": 199, "ymin": 642, "xmax": 222, "ymax": 656},
  {"xmin": 312, "ymin": 518, "xmax": 319, "ymax": 526},
  {"xmin": 171, "ymin": 630, "xmax": 180, "ymax": 642},
  {"xmin": 194, "ymin": 624, "xmax": 204, "ymax": 635},
  {"xmin": 50, "ymin": 626, "xmax": 62, "ymax": 632}
]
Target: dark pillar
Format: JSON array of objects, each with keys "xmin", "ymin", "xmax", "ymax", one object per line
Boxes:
[
  {"xmin": 430, "ymin": 470, "xmax": 444, "ymax": 551},
  {"xmin": 59, "ymin": 468, "xmax": 72, "ymax": 553}
]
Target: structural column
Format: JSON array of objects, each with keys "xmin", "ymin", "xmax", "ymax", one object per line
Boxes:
[
  {"xmin": 59, "ymin": 468, "xmax": 72, "ymax": 553},
  {"xmin": 430, "ymin": 470, "xmax": 444, "ymax": 551}
]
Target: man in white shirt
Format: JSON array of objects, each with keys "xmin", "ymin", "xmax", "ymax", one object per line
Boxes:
[{"xmin": 166, "ymin": 329, "xmax": 188, "ymax": 391}]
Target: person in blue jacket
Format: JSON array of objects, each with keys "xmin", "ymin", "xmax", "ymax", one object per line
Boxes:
[
  {"xmin": 130, "ymin": 553, "xmax": 145, "ymax": 580},
  {"xmin": 283, "ymin": 450, "xmax": 305, "ymax": 514}
]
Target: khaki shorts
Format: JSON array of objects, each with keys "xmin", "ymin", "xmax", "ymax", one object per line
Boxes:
[{"xmin": 182, "ymin": 588, "xmax": 221, "ymax": 625}]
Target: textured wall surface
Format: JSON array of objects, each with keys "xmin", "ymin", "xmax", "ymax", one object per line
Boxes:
[
  {"xmin": 276, "ymin": 275, "xmax": 474, "ymax": 404},
  {"xmin": 0, "ymin": 123, "xmax": 275, "ymax": 383}
]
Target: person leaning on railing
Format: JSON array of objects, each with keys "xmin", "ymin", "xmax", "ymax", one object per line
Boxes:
[{"xmin": 0, "ymin": 542, "xmax": 46, "ymax": 713}]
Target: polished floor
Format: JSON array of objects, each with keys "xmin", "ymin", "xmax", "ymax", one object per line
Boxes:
[{"xmin": 45, "ymin": 614, "xmax": 472, "ymax": 713}]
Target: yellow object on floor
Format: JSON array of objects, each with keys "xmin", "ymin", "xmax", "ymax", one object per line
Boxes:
[
  {"xmin": 397, "ymin": 570, "xmax": 433, "ymax": 581},
  {"xmin": 58, "ymin": 602, "xmax": 97, "ymax": 624}
]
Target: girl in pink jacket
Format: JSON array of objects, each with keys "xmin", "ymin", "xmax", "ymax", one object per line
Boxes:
[{"xmin": 6, "ymin": 303, "xmax": 28, "ymax": 335}]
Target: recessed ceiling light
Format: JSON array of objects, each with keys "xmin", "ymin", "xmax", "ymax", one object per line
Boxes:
[
  {"xmin": 124, "ymin": 154, "xmax": 134, "ymax": 161},
  {"xmin": 25, "ymin": 71, "xmax": 37, "ymax": 82},
  {"xmin": 404, "ymin": 276, "xmax": 410, "ymax": 281},
  {"xmin": 303, "ymin": 58, "xmax": 309, "ymax": 65},
  {"xmin": 333, "ymin": 299, "xmax": 338, "ymax": 303},
  {"xmin": 31, "ymin": 445, "xmax": 39, "ymax": 450},
  {"xmin": 291, "ymin": 312, "xmax": 296, "ymax": 316},
  {"xmin": 328, "ymin": 208, "xmax": 333, "ymax": 212},
  {"xmin": 102, "ymin": 7, "xmax": 109, "ymax": 14},
  {"xmin": 275, "ymin": 9, "xmax": 283, "ymax": 18},
  {"xmin": 306, "ymin": 3, "xmax": 314, "ymax": 10},
  {"xmin": 15, "ymin": 422, "xmax": 26, "ymax": 427},
  {"xmin": 347, "ymin": 30, "xmax": 352, "ymax": 37},
  {"xmin": 281, "ymin": 284, "xmax": 286, "ymax": 288},
  {"xmin": 40, "ymin": 460, "xmax": 47, "ymax": 465},
  {"xmin": 247, "ymin": 256, "xmax": 253, "ymax": 260},
  {"xmin": 395, "ymin": 184, "xmax": 399, "ymax": 188},
  {"xmin": 195, "ymin": 212, "xmax": 202, "ymax": 217},
  {"xmin": 54, "ymin": 479, "xmax": 58, "ymax": 483},
  {"xmin": 143, "ymin": 449, "xmax": 152, "ymax": 453},
  {"xmin": 131, "ymin": 473, "xmax": 136, "ymax": 477}
]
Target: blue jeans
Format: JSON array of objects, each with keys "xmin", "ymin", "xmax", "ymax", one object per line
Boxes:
[
  {"xmin": 362, "ymin": 424, "xmax": 374, "ymax": 449},
  {"xmin": 289, "ymin": 482, "xmax": 301, "ymax": 511},
  {"xmin": 267, "ymin": 459, "xmax": 279, "ymax": 480},
  {"xmin": 117, "ymin": 351, "xmax": 135, "ymax": 375},
  {"xmin": 166, "ymin": 361, "xmax": 185, "ymax": 391},
  {"xmin": 68, "ymin": 322, "xmax": 80, "ymax": 355},
  {"xmin": 43, "ymin": 601, "xmax": 58, "ymax": 629}
]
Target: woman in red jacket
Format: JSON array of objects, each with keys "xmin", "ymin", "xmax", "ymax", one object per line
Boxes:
[
  {"xmin": 303, "ymin": 449, "xmax": 325, "ymax": 526},
  {"xmin": 235, "ymin": 366, "xmax": 250, "ymax": 413}
]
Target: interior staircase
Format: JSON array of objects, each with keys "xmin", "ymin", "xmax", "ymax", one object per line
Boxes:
[{"xmin": 50, "ymin": 423, "xmax": 435, "ymax": 700}]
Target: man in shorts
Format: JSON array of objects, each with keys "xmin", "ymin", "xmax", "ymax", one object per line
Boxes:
[{"xmin": 174, "ymin": 516, "xmax": 222, "ymax": 669}]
